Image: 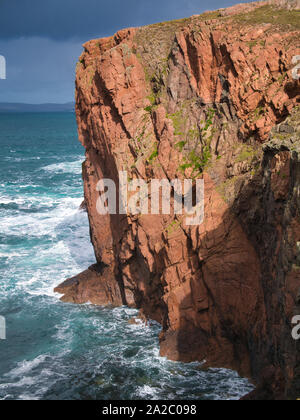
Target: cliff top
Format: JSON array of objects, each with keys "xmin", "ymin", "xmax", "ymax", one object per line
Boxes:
[
  {"xmin": 77, "ymin": 0, "xmax": 300, "ymax": 145},
  {"xmin": 81, "ymin": 1, "xmax": 300, "ymax": 56}
]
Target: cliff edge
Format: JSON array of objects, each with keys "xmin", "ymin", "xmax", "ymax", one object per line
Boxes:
[{"xmin": 55, "ymin": 1, "xmax": 300, "ymax": 399}]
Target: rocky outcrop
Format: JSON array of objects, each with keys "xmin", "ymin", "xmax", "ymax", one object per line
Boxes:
[
  {"xmin": 56, "ymin": 2, "xmax": 300, "ymax": 399},
  {"xmin": 54, "ymin": 264, "xmax": 123, "ymax": 306}
]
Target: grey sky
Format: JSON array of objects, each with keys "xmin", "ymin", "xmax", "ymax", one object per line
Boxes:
[{"xmin": 0, "ymin": 0, "xmax": 251, "ymax": 103}]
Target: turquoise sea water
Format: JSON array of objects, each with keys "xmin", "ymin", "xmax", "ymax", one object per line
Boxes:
[{"xmin": 0, "ymin": 112, "xmax": 253, "ymax": 400}]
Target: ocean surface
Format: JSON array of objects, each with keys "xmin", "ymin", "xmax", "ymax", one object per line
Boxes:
[{"xmin": 0, "ymin": 112, "xmax": 254, "ymax": 400}]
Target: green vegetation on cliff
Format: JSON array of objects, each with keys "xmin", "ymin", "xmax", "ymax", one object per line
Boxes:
[{"xmin": 234, "ymin": 5, "xmax": 300, "ymax": 29}]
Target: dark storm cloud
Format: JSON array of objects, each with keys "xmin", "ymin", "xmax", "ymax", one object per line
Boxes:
[
  {"xmin": 0, "ymin": 38, "xmax": 82, "ymax": 103},
  {"xmin": 0, "ymin": 0, "xmax": 240, "ymax": 40},
  {"xmin": 0, "ymin": 0, "xmax": 244, "ymax": 103}
]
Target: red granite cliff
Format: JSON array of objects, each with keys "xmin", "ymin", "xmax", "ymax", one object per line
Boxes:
[{"xmin": 55, "ymin": 1, "xmax": 300, "ymax": 399}]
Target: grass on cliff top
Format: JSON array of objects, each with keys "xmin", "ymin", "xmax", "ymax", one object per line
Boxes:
[
  {"xmin": 135, "ymin": 4, "xmax": 300, "ymax": 79},
  {"xmin": 146, "ymin": 10, "xmax": 223, "ymax": 29},
  {"xmin": 233, "ymin": 5, "xmax": 300, "ymax": 30}
]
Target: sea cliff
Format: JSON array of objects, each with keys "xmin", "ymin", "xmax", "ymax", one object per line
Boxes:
[{"xmin": 55, "ymin": 1, "xmax": 300, "ymax": 399}]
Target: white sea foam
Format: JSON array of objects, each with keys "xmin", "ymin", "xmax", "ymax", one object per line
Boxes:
[
  {"xmin": 0, "ymin": 197, "xmax": 83, "ymax": 237},
  {"xmin": 53, "ymin": 321, "xmax": 74, "ymax": 343},
  {"xmin": 137, "ymin": 385, "xmax": 160, "ymax": 399},
  {"xmin": 0, "ymin": 197, "xmax": 25, "ymax": 205},
  {"xmin": 0, "ymin": 376, "xmax": 36, "ymax": 390},
  {"xmin": 6, "ymin": 355, "xmax": 48, "ymax": 378},
  {"xmin": 0, "ymin": 145, "xmax": 255, "ymax": 400},
  {"xmin": 1, "ymin": 353, "xmax": 69, "ymax": 400},
  {"xmin": 41, "ymin": 159, "xmax": 83, "ymax": 175},
  {"xmin": 4, "ymin": 156, "xmax": 41, "ymax": 162},
  {"xmin": 17, "ymin": 232, "xmax": 94, "ymax": 298},
  {"xmin": 0, "ymin": 191, "xmax": 95, "ymax": 299}
]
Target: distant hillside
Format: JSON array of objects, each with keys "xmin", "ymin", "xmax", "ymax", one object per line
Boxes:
[{"xmin": 0, "ymin": 102, "xmax": 75, "ymax": 113}]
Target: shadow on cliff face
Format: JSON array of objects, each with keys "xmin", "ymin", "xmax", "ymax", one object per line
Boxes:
[
  {"xmin": 123, "ymin": 245, "xmax": 169, "ymax": 327},
  {"xmin": 284, "ymin": 80, "xmax": 300, "ymax": 103},
  {"xmin": 159, "ymin": 146, "xmax": 300, "ymax": 399},
  {"xmin": 159, "ymin": 203, "xmax": 265, "ymax": 380},
  {"xmin": 234, "ymin": 147, "xmax": 300, "ymax": 399}
]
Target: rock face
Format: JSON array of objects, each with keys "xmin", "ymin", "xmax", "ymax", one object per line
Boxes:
[
  {"xmin": 54, "ymin": 264, "xmax": 123, "ymax": 306},
  {"xmin": 56, "ymin": 2, "xmax": 300, "ymax": 399}
]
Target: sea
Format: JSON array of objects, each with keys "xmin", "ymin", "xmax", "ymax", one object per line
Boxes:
[{"xmin": 0, "ymin": 112, "xmax": 254, "ymax": 400}]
